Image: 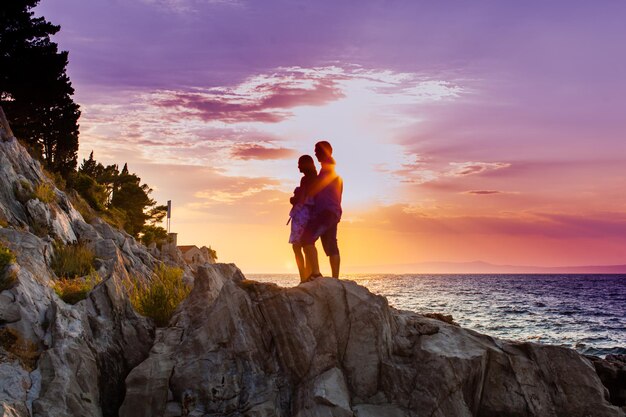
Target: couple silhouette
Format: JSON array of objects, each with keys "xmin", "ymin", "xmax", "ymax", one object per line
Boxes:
[{"xmin": 288, "ymin": 141, "xmax": 343, "ymax": 283}]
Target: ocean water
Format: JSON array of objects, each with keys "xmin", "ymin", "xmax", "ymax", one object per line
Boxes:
[{"xmin": 248, "ymin": 273, "xmax": 626, "ymax": 357}]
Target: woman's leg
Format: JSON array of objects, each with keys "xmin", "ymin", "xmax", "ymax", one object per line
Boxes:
[
  {"xmin": 292, "ymin": 244, "xmax": 307, "ymax": 282},
  {"xmin": 303, "ymin": 244, "xmax": 320, "ymax": 280}
]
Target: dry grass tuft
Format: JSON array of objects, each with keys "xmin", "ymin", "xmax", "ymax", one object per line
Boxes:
[
  {"xmin": 51, "ymin": 242, "xmax": 95, "ymax": 279},
  {"xmin": 33, "ymin": 182, "xmax": 56, "ymax": 203},
  {"xmin": 54, "ymin": 271, "xmax": 101, "ymax": 304},
  {"xmin": 0, "ymin": 327, "xmax": 40, "ymax": 371},
  {"xmin": 0, "ymin": 243, "xmax": 17, "ymax": 291},
  {"xmin": 67, "ymin": 190, "xmax": 96, "ymax": 223},
  {"xmin": 127, "ymin": 264, "xmax": 190, "ymax": 327}
]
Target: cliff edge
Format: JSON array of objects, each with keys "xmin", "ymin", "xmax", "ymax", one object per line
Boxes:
[{"xmin": 119, "ymin": 264, "xmax": 624, "ymax": 417}]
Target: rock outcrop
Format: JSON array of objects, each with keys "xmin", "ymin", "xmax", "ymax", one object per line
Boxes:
[
  {"xmin": 119, "ymin": 264, "xmax": 624, "ymax": 417},
  {"xmin": 0, "ymin": 136, "xmax": 189, "ymax": 416},
  {"xmin": 1, "ymin": 125, "xmax": 624, "ymax": 417}
]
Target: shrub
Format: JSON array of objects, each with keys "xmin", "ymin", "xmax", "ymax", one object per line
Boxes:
[
  {"xmin": 0, "ymin": 244, "xmax": 14, "ymax": 270},
  {"xmin": 72, "ymin": 171, "xmax": 107, "ymax": 211},
  {"xmin": 42, "ymin": 167, "xmax": 66, "ymax": 191},
  {"xmin": 33, "ymin": 182, "xmax": 56, "ymax": 203},
  {"xmin": 101, "ymin": 206, "xmax": 127, "ymax": 230},
  {"xmin": 128, "ymin": 264, "xmax": 189, "ymax": 327},
  {"xmin": 0, "ymin": 268, "xmax": 18, "ymax": 291},
  {"xmin": 53, "ymin": 271, "xmax": 101, "ymax": 304},
  {"xmin": 67, "ymin": 190, "xmax": 96, "ymax": 223},
  {"xmin": 207, "ymin": 246, "xmax": 217, "ymax": 261},
  {"xmin": 51, "ymin": 242, "xmax": 95, "ymax": 279},
  {"xmin": 0, "ymin": 327, "xmax": 40, "ymax": 371},
  {"xmin": 140, "ymin": 224, "xmax": 168, "ymax": 247},
  {"xmin": 0, "ymin": 243, "xmax": 17, "ymax": 291},
  {"xmin": 29, "ymin": 221, "xmax": 50, "ymax": 238}
]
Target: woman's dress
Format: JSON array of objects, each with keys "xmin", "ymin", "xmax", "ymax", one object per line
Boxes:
[{"xmin": 288, "ymin": 176, "xmax": 315, "ymax": 244}]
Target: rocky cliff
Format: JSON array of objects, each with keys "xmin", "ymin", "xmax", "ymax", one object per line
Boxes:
[{"xmin": 0, "ymin": 131, "xmax": 624, "ymax": 417}]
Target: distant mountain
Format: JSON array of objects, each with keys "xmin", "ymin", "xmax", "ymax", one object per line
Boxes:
[{"xmin": 347, "ymin": 260, "xmax": 626, "ymax": 274}]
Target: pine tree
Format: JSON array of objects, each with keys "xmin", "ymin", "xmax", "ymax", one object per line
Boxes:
[
  {"xmin": 111, "ymin": 164, "xmax": 157, "ymax": 237},
  {"xmin": 0, "ymin": 0, "xmax": 81, "ymax": 176}
]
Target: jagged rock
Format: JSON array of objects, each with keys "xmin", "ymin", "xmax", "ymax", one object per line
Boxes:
[
  {"xmin": 120, "ymin": 264, "xmax": 624, "ymax": 417},
  {"xmin": 0, "ymin": 141, "xmax": 41, "ymax": 228},
  {"xmin": 588, "ymin": 354, "xmax": 626, "ymax": 411},
  {"xmin": 311, "ymin": 367, "xmax": 352, "ymax": 417},
  {"xmin": 0, "ymin": 136, "xmax": 161, "ymax": 416},
  {"xmin": 71, "ymin": 217, "xmax": 102, "ymax": 243},
  {"xmin": 0, "ymin": 361, "xmax": 30, "ymax": 416},
  {"xmin": 28, "ymin": 273, "xmax": 155, "ymax": 417},
  {"xmin": 24, "ymin": 200, "xmax": 51, "ymax": 237},
  {"xmin": 118, "ymin": 328, "xmax": 181, "ymax": 417},
  {"xmin": 0, "ymin": 294, "xmax": 20, "ymax": 323},
  {"xmin": 353, "ymin": 404, "xmax": 407, "ymax": 417}
]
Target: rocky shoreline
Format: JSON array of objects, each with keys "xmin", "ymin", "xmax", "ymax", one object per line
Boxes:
[{"xmin": 1, "ymin": 134, "xmax": 625, "ymax": 416}]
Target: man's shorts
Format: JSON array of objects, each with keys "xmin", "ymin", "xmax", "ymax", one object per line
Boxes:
[{"xmin": 300, "ymin": 210, "xmax": 340, "ymax": 257}]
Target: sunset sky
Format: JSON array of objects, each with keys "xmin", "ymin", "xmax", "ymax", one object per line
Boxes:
[{"xmin": 36, "ymin": 0, "xmax": 626, "ymax": 273}]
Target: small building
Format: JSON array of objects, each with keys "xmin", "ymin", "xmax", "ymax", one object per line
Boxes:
[{"xmin": 178, "ymin": 245, "xmax": 216, "ymax": 266}]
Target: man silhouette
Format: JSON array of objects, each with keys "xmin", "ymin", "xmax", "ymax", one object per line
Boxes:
[{"xmin": 302, "ymin": 141, "xmax": 343, "ymax": 279}]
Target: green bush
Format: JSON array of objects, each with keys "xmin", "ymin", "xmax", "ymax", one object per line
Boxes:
[
  {"xmin": 42, "ymin": 167, "xmax": 66, "ymax": 191},
  {"xmin": 0, "ymin": 244, "xmax": 14, "ymax": 270},
  {"xmin": 140, "ymin": 224, "xmax": 168, "ymax": 247},
  {"xmin": 72, "ymin": 171, "xmax": 107, "ymax": 211},
  {"xmin": 68, "ymin": 191, "xmax": 96, "ymax": 223},
  {"xmin": 0, "ymin": 243, "xmax": 17, "ymax": 291},
  {"xmin": 33, "ymin": 182, "xmax": 56, "ymax": 203},
  {"xmin": 54, "ymin": 271, "xmax": 101, "ymax": 304},
  {"xmin": 51, "ymin": 242, "xmax": 95, "ymax": 279},
  {"xmin": 128, "ymin": 265, "xmax": 189, "ymax": 327},
  {"xmin": 101, "ymin": 206, "xmax": 127, "ymax": 230}
]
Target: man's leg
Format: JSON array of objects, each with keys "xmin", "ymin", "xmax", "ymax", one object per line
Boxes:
[
  {"xmin": 330, "ymin": 254, "xmax": 340, "ymax": 278},
  {"xmin": 321, "ymin": 221, "xmax": 340, "ymax": 278}
]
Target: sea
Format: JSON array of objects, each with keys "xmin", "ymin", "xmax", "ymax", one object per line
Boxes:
[{"xmin": 248, "ymin": 273, "xmax": 626, "ymax": 358}]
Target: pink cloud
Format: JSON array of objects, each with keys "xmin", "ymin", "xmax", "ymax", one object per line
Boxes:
[
  {"xmin": 154, "ymin": 77, "xmax": 344, "ymax": 124},
  {"xmin": 389, "ymin": 159, "xmax": 511, "ymax": 186},
  {"xmin": 157, "ymin": 93, "xmax": 288, "ymax": 123},
  {"xmin": 449, "ymin": 162, "xmax": 511, "ymax": 176},
  {"xmin": 136, "ymin": 138, "xmax": 195, "ymax": 147},
  {"xmin": 128, "ymin": 163, "xmax": 289, "ymax": 224},
  {"xmin": 231, "ymin": 143, "xmax": 296, "ymax": 160},
  {"xmin": 255, "ymin": 78, "xmax": 345, "ymax": 108},
  {"xmin": 464, "ymin": 190, "xmax": 503, "ymax": 195},
  {"xmin": 359, "ymin": 204, "xmax": 626, "ymax": 240}
]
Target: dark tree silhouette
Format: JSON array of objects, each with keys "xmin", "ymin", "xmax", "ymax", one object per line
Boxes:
[
  {"xmin": 0, "ymin": 0, "xmax": 80, "ymax": 176},
  {"xmin": 77, "ymin": 154, "xmax": 166, "ymax": 238}
]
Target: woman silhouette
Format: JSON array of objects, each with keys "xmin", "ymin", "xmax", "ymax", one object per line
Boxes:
[{"xmin": 288, "ymin": 155, "xmax": 317, "ymax": 281}]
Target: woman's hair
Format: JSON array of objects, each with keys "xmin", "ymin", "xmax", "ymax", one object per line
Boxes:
[{"xmin": 298, "ymin": 155, "xmax": 317, "ymax": 176}]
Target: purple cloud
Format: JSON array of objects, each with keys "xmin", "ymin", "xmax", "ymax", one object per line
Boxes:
[
  {"xmin": 465, "ymin": 190, "xmax": 503, "ymax": 195},
  {"xmin": 449, "ymin": 162, "xmax": 511, "ymax": 177},
  {"xmin": 363, "ymin": 205, "xmax": 626, "ymax": 240},
  {"xmin": 153, "ymin": 77, "xmax": 344, "ymax": 123},
  {"xmin": 231, "ymin": 143, "xmax": 296, "ymax": 160}
]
